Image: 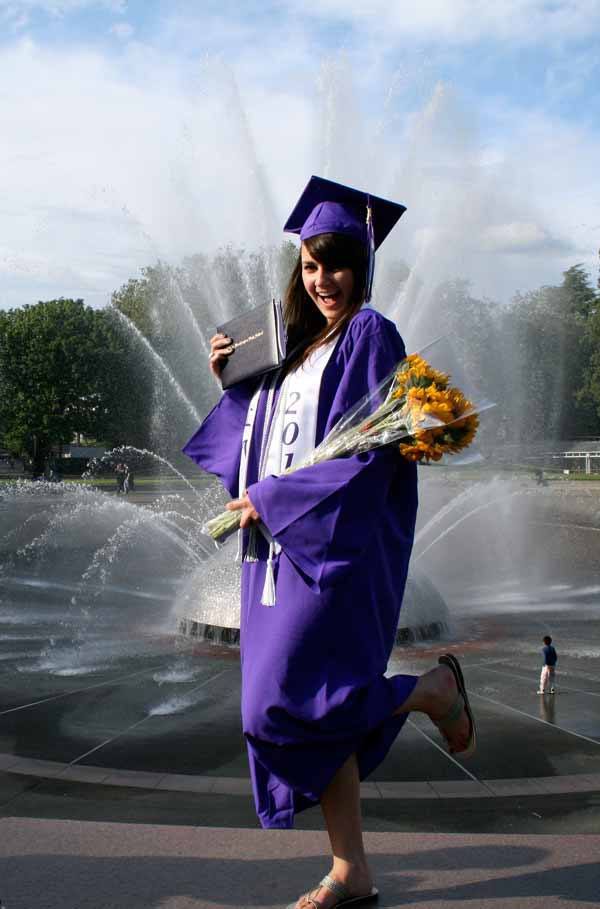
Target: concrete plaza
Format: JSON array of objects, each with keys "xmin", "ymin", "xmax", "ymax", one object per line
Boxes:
[{"xmin": 2, "ymin": 621, "xmax": 600, "ymax": 908}]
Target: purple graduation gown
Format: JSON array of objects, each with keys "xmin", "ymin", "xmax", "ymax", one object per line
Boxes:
[{"xmin": 183, "ymin": 307, "xmax": 418, "ymax": 828}]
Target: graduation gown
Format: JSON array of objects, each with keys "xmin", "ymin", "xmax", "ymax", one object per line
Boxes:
[{"xmin": 183, "ymin": 307, "xmax": 419, "ymax": 828}]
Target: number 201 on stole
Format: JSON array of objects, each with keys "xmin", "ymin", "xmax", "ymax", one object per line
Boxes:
[{"xmin": 282, "ymin": 392, "xmax": 300, "ymax": 469}]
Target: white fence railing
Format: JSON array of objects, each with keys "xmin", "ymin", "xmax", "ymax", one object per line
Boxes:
[{"xmin": 551, "ymin": 451, "xmax": 600, "ymax": 475}]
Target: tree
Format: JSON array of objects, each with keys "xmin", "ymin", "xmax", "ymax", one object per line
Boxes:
[
  {"xmin": 111, "ymin": 260, "xmax": 218, "ymax": 456},
  {"xmin": 576, "ymin": 298, "xmax": 600, "ymax": 428},
  {"xmin": 275, "ymin": 240, "xmax": 299, "ymax": 297},
  {"xmin": 561, "ymin": 263, "xmax": 598, "ymax": 320},
  {"xmin": 558, "ymin": 265, "xmax": 600, "ymax": 435},
  {"xmin": 427, "ymin": 278, "xmax": 504, "ymax": 451},
  {"xmin": 428, "ymin": 266, "xmax": 600, "ymax": 447},
  {"xmin": 579, "ymin": 251, "xmax": 600, "ymax": 424},
  {"xmin": 501, "ymin": 265, "xmax": 600, "ymax": 442},
  {"xmin": 109, "ymin": 243, "xmax": 300, "ymax": 458},
  {"xmin": 0, "ymin": 299, "xmax": 152, "ymax": 474},
  {"xmin": 110, "ymin": 262, "xmax": 187, "ymax": 344}
]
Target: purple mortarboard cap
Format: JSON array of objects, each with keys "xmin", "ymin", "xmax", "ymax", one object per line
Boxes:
[
  {"xmin": 283, "ymin": 175, "xmax": 406, "ymax": 301},
  {"xmin": 283, "ymin": 175, "xmax": 406, "ymax": 249}
]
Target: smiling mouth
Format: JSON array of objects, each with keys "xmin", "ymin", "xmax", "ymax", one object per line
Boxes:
[{"xmin": 317, "ymin": 291, "xmax": 340, "ymax": 302}]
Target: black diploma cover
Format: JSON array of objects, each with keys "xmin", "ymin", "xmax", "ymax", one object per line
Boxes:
[{"xmin": 217, "ymin": 299, "xmax": 287, "ymax": 390}]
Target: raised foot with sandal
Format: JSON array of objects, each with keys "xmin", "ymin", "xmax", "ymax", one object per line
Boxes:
[{"xmin": 433, "ymin": 653, "xmax": 477, "ymax": 758}]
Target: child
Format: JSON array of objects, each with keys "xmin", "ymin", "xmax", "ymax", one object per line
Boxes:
[{"xmin": 538, "ymin": 635, "xmax": 558, "ymax": 694}]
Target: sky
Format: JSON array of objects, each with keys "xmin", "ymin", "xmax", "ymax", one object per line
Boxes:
[{"xmin": 1, "ymin": 0, "xmax": 599, "ymax": 312}]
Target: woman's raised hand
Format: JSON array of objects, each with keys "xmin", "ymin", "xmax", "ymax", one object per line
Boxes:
[{"xmin": 208, "ymin": 332, "xmax": 234, "ymax": 379}]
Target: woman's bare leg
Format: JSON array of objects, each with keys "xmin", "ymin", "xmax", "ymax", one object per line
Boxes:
[
  {"xmin": 321, "ymin": 754, "xmax": 372, "ymax": 889},
  {"xmin": 293, "ymin": 754, "xmax": 372, "ymax": 909},
  {"xmin": 292, "ymin": 665, "xmax": 471, "ymax": 907}
]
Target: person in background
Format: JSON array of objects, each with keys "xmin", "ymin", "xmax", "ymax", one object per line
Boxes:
[
  {"xmin": 538, "ymin": 635, "xmax": 558, "ymax": 694},
  {"xmin": 115, "ymin": 463, "xmax": 125, "ymax": 494}
]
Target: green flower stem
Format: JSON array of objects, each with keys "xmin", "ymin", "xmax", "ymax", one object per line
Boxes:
[{"xmin": 202, "ymin": 509, "xmax": 241, "ymax": 542}]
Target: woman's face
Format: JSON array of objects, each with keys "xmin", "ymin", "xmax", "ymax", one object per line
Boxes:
[{"xmin": 301, "ymin": 242, "xmax": 355, "ymax": 324}]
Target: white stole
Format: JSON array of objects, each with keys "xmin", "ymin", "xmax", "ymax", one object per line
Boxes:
[{"xmin": 237, "ymin": 338, "xmax": 337, "ymax": 605}]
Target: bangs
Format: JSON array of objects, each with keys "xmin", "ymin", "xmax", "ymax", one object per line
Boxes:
[{"xmin": 303, "ymin": 233, "xmax": 368, "ymax": 272}]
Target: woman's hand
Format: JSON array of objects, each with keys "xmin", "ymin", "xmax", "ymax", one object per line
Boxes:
[
  {"xmin": 226, "ymin": 490, "xmax": 261, "ymax": 529},
  {"xmin": 208, "ymin": 332, "xmax": 234, "ymax": 379}
]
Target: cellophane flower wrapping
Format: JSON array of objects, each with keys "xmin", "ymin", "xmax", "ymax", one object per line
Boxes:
[{"xmin": 202, "ymin": 342, "xmax": 491, "ymax": 543}]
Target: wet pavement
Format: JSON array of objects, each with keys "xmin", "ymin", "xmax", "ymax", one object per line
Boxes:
[
  {"xmin": 1, "ymin": 480, "xmax": 600, "ymax": 907},
  {"xmin": 1, "ymin": 608, "xmax": 599, "ymax": 834}
]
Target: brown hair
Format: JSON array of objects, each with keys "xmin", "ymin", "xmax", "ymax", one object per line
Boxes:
[{"xmin": 282, "ymin": 233, "xmax": 368, "ymax": 375}]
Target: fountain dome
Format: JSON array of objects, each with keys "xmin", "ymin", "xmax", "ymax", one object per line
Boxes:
[{"xmin": 175, "ymin": 540, "xmax": 450, "ymax": 646}]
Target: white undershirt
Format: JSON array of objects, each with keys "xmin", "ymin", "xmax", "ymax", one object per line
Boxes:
[{"xmin": 262, "ymin": 339, "xmax": 337, "ymax": 478}]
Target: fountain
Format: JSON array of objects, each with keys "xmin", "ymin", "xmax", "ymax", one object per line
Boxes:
[
  {"xmin": 176, "ymin": 541, "xmax": 452, "ymax": 647},
  {"xmin": 2, "ymin": 60, "xmax": 599, "ymax": 779}
]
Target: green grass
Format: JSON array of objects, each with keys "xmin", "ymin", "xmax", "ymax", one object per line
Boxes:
[
  {"xmin": 0, "ymin": 474, "xmax": 211, "ymax": 489},
  {"xmin": 71, "ymin": 475, "xmax": 210, "ymax": 488},
  {"xmin": 2, "ymin": 466, "xmax": 599, "ymax": 487}
]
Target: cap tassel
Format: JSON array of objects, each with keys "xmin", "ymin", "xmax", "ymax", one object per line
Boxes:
[{"xmin": 365, "ymin": 196, "xmax": 375, "ymax": 303}]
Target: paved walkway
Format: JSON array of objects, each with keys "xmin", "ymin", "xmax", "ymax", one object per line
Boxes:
[
  {"xmin": 2, "ymin": 755, "xmax": 599, "ymax": 908},
  {"xmin": 1, "ymin": 818, "xmax": 598, "ymax": 908}
]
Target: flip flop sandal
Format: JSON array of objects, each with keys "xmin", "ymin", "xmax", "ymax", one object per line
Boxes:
[
  {"xmin": 435, "ymin": 653, "xmax": 477, "ymax": 758},
  {"xmin": 286, "ymin": 874, "xmax": 379, "ymax": 908}
]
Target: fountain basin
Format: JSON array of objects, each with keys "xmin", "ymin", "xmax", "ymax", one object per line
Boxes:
[{"xmin": 177, "ymin": 568, "xmax": 450, "ymax": 647}]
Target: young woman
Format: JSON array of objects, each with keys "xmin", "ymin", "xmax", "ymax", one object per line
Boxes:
[{"xmin": 184, "ymin": 177, "xmax": 475, "ymax": 909}]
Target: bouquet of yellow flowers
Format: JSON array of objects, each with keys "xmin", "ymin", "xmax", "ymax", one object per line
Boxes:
[{"xmin": 203, "ymin": 348, "xmax": 485, "ymax": 543}]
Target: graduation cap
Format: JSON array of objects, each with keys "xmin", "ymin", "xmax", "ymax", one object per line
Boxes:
[{"xmin": 283, "ymin": 175, "xmax": 407, "ymax": 301}]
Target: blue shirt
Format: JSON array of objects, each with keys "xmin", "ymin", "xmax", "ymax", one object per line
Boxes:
[{"xmin": 542, "ymin": 644, "xmax": 557, "ymax": 666}]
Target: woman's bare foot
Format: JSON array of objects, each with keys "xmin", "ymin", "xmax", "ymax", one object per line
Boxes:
[
  {"xmin": 293, "ymin": 862, "xmax": 373, "ymax": 908},
  {"xmin": 394, "ymin": 663, "xmax": 472, "ymax": 754},
  {"xmin": 426, "ymin": 664, "xmax": 471, "ymax": 753}
]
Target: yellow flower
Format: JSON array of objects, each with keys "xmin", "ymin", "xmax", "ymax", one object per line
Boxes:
[
  {"xmin": 392, "ymin": 355, "xmax": 450, "ymax": 399},
  {"xmin": 388, "ymin": 354, "xmax": 479, "ymax": 463}
]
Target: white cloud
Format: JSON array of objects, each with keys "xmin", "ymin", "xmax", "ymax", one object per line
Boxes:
[
  {"xmin": 479, "ymin": 222, "xmax": 570, "ymax": 254},
  {"xmin": 0, "ymin": 39, "xmax": 314, "ymax": 309},
  {"xmin": 0, "ymin": 0, "xmax": 125, "ymax": 17},
  {"xmin": 0, "ymin": 33, "xmax": 598, "ymax": 315},
  {"xmin": 109, "ymin": 20, "xmax": 133, "ymax": 39},
  {"xmin": 302, "ymin": 0, "xmax": 600, "ymax": 45},
  {"xmin": 544, "ymin": 46, "xmax": 600, "ymax": 103},
  {"xmin": 0, "ymin": 5, "xmax": 31, "ymax": 29}
]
